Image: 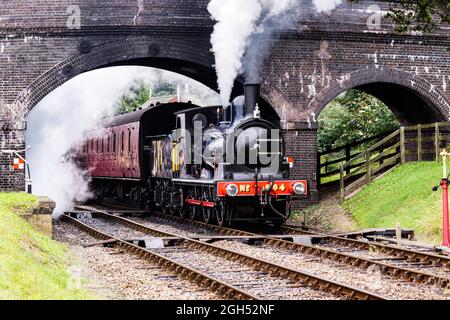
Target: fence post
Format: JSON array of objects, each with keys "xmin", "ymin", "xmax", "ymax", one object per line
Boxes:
[
  {"xmin": 417, "ymin": 124, "xmax": 422, "ymax": 162},
  {"xmin": 340, "ymin": 164, "xmax": 345, "ymax": 202},
  {"xmin": 400, "ymin": 127, "xmax": 406, "ymax": 164},
  {"xmin": 317, "ymin": 153, "xmax": 321, "ymax": 188},
  {"xmin": 435, "ymin": 122, "xmax": 440, "ymax": 162},
  {"xmin": 366, "ymin": 150, "xmax": 372, "ymax": 183},
  {"xmin": 345, "ymin": 145, "xmax": 351, "ymax": 175}
]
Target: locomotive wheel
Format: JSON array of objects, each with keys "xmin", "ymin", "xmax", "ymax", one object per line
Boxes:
[
  {"xmin": 189, "ymin": 205, "xmax": 199, "ymax": 220},
  {"xmin": 175, "ymin": 207, "xmax": 184, "ymax": 218},
  {"xmin": 202, "ymin": 207, "xmax": 212, "ymax": 224},
  {"xmin": 161, "ymin": 203, "xmax": 168, "ymax": 215},
  {"xmin": 215, "ymin": 203, "xmax": 226, "ymax": 227}
]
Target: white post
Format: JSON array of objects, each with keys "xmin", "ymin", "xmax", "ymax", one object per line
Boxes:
[{"xmin": 440, "ymin": 149, "xmax": 450, "ymax": 179}]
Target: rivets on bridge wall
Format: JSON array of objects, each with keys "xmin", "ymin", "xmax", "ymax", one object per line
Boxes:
[
  {"xmin": 148, "ymin": 43, "xmax": 161, "ymax": 56},
  {"xmin": 62, "ymin": 64, "xmax": 74, "ymax": 76},
  {"xmin": 79, "ymin": 40, "xmax": 92, "ymax": 54}
]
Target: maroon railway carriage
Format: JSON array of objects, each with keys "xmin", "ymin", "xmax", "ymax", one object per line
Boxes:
[{"xmin": 78, "ymin": 85, "xmax": 308, "ymax": 226}]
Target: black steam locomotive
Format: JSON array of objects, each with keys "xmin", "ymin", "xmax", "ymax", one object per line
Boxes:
[{"xmin": 80, "ymin": 84, "xmax": 307, "ymax": 226}]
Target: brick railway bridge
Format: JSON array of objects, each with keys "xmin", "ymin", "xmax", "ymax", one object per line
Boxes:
[{"xmin": 1, "ymin": 0, "xmax": 450, "ymax": 207}]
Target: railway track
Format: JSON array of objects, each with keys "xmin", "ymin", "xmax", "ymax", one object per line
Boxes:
[
  {"xmin": 61, "ymin": 213, "xmax": 257, "ymax": 300},
  {"xmin": 278, "ymin": 225, "xmax": 450, "ymax": 270},
  {"xmin": 80, "ymin": 204, "xmax": 450, "ymax": 290},
  {"xmin": 64, "ymin": 206, "xmax": 386, "ymax": 300}
]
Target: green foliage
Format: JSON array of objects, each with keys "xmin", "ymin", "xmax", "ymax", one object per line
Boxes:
[
  {"xmin": 0, "ymin": 193, "xmax": 93, "ymax": 299},
  {"xmin": 115, "ymin": 79, "xmax": 177, "ymax": 114},
  {"xmin": 153, "ymin": 81, "xmax": 177, "ymax": 97},
  {"xmin": 116, "ymin": 80, "xmax": 150, "ymax": 114},
  {"xmin": 344, "ymin": 162, "xmax": 443, "ymax": 244},
  {"xmin": 386, "ymin": 0, "xmax": 450, "ymax": 33},
  {"xmin": 318, "ymin": 90, "xmax": 399, "ymax": 152}
]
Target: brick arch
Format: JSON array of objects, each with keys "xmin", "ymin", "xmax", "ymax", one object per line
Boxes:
[
  {"xmin": 15, "ymin": 36, "xmax": 285, "ymax": 123},
  {"xmin": 14, "ymin": 36, "xmax": 217, "ymax": 117},
  {"xmin": 310, "ymin": 67, "xmax": 450, "ymax": 125}
]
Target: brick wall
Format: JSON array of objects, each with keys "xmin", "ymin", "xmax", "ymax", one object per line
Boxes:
[{"xmin": 283, "ymin": 126, "xmax": 319, "ymax": 209}]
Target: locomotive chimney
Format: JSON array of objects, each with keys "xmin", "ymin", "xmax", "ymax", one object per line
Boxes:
[{"xmin": 244, "ymin": 83, "xmax": 260, "ymax": 117}]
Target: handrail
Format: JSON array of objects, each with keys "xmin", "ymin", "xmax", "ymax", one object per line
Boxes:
[{"xmin": 318, "ymin": 130, "xmax": 395, "ymax": 155}]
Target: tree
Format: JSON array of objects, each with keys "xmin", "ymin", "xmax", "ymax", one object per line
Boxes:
[
  {"xmin": 317, "ymin": 90, "xmax": 399, "ymax": 152},
  {"xmin": 386, "ymin": 0, "xmax": 450, "ymax": 34},
  {"xmin": 115, "ymin": 80, "xmax": 151, "ymax": 114},
  {"xmin": 152, "ymin": 81, "xmax": 177, "ymax": 97},
  {"xmin": 115, "ymin": 79, "xmax": 177, "ymax": 114}
]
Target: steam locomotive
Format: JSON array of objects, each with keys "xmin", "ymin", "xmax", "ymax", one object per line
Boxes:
[{"xmin": 78, "ymin": 84, "xmax": 307, "ymax": 226}]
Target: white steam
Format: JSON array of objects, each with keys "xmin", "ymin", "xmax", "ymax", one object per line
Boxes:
[
  {"xmin": 26, "ymin": 67, "xmax": 219, "ymax": 217},
  {"xmin": 313, "ymin": 0, "xmax": 343, "ymax": 13},
  {"xmin": 208, "ymin": 0, "xmax": 343, "ymax": 105},
  {"xmin": 208, "ymin": 0, "xmax": 263, "ymax": 106}
]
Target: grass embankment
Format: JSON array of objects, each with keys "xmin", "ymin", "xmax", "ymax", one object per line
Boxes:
[
  {"xmin": 0, "ymin": 193, "xmax": 92, "ymax": 299},
  {"xmin": 344, "ymin": 162, "xmax": 444, "ymax": 244}
]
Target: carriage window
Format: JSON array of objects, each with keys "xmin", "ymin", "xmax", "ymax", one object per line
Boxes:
[
  {"xmin": 96, "ymin": 139, "xmax": 99, "ymax": 153},
  {"xmin": 91, "ymin": 139, "xmax": 94, "ymax": 153},
  {"xmin": 128, "ymin": 131, "xmax": 131, "ymax": 153},
  {"xmin": 192, "ymin": 113, "xmax": 208, "ymax": 129},
  {"xmin": 102, "ymin": 138, "xmax": 104, "ymax": 153},
  {"xmin": 113, "ymin": 133, "xmax": 116, "ymax": 153},
  {"xmin": 107, "ymin": 136, "xmax": 110, "ymax": 153},
  {"xmin": 121, "ymin": 132, "xmax": 125, "ymax": 152}
]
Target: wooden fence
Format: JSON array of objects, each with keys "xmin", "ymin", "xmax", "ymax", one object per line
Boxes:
[
  {"xmin": 338, "ymin": 121, "xmax": 450, "ymax": 202},
  {"xmin": 318, "ymin": 131, "xmax": 395, "ymax": 186}
]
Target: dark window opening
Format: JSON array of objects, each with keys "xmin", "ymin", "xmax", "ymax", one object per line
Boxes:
[
  {"xmin": 121, "ymin": 132, "xmax": 125, "ymax": 153},
  {"xmin": 128, "ymin": 131, "xmax": 131, "ymax": 153}
]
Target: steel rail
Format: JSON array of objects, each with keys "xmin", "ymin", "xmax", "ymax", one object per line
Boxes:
[
  {"xmin": 86, "ymin": 206, "xmax": 450, "ymax": 288},
  {"xmin": 72, "ymin": 206, "xmax": 386, "ymax": 300},
  {"xmin": 61, "ymin": 213, "xmax": 258, "ymax": 300},
  {"xmin": 280, "ymin": 225, "xmax": 450, "ymax": 268}
]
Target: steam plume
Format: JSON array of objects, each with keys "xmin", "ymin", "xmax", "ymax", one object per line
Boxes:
[
  {"xmin": 208, "ymin": 0, "xmax": 343, "ymax": 105},
  {"xmin": 313, "ymin": 0, "xmax": 343, "ymax": 13}
]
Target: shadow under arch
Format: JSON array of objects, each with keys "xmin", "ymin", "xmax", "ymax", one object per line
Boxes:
[{"xmin": 311, "ymin": 67, "xmax": 449, "ymax": 125}]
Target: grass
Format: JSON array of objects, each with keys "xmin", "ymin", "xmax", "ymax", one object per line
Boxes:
[
  {"xmin": 344, "ymin": 162, "xmax": 444, "ymax": 244},
  {"xmin": 0, "ymin": 192, "xmax": 92, "ymax": 300}
]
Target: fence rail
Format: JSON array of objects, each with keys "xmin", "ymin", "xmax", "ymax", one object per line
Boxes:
[
  {"xmin": 334, "ymin": 121, "xmax": 450, "ymax": 202},
  {"xmin": 318, "ymin": 131, "xmax": 395, "ymax": 185}
]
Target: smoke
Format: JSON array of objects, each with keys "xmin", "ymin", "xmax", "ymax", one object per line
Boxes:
[
  {"xmin": 208, "ymin": 0, "xmax": 343, "ymax": 105},
  {"xmin": 313, "ymin": 0, "xmax": 343, "ymax": 13},
  {"xmin": 208, "ymin": 0, "xmax": 264, "ymax": 106},
  {"xmin": 243, "ymin": 0, "xmax": 300, "ymax": 84},
  {"xmin": 26, "ymin": 66, "xmax": 219, "ymax": 217}
]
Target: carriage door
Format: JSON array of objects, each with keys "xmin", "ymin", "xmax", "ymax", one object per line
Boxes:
[{"xmin": 173, "ymin": 115, "xmax": 187, "ymax": 177}]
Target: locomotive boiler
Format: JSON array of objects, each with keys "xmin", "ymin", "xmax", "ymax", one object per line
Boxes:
[{"xmin": 79, "ymin": 84, "xmax": 307, "ymax": 226}]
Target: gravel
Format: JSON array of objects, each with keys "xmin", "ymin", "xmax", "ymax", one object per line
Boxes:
[
  {"xmin": 212, "ymin": 240, "xmax": 450, "ymax": 300},
  {"xmin": 53, "ymin": 222, "xmax": 218, "ymax": 300},
  {"xmin": 154, "ymin": 246, "xmax": 342, "ymax": 300}
]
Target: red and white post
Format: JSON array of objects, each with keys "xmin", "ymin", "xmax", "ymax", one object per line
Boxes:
[{"xmin": 440, "ymin": 149, "xmax": 450, "ymax": 247}]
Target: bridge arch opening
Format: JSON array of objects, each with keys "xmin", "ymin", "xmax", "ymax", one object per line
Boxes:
[
  {"xmin": 314, "ymin": 69, "xmax": 449, "ymax": 128},
  {"xmin": 317, "ymin": 89, "xmax": 400, "ymax": 154},
  {"xmin": 24, "ymin": 65, "xmax": 224, "ymax": 214},
  {"xmin": 16, "ymin": 37, "xmax": 281, "ymax": 125},
  {"xmin": 316, "ymin": 75, "xmax": 450, "ymax": 190}
]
